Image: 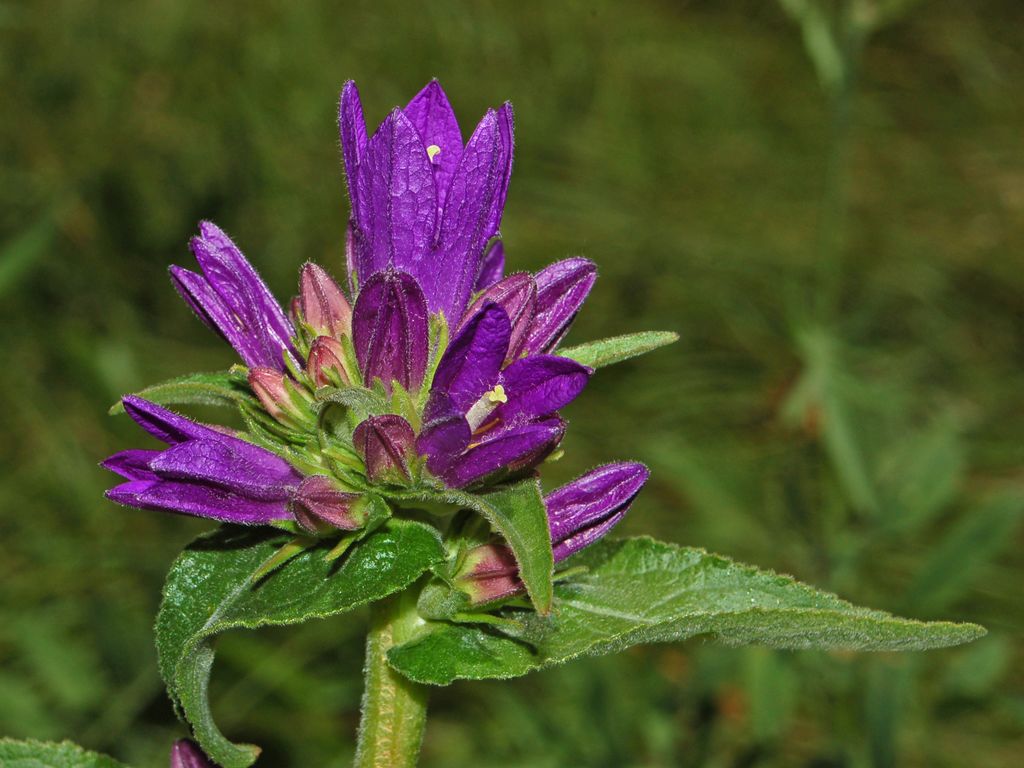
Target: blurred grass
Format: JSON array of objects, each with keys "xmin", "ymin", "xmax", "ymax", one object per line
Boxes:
[{"xmin": 1, "ymin": 0, "xmax": 1023, "ymax": 766}]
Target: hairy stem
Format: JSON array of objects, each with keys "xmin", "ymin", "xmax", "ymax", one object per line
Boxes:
[{"xmin": 355, "ymin": 590, "xmax": 429, "ymax": 768}]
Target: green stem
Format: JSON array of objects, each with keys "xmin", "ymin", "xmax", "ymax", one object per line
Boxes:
[{"xmin": 354, "ymin": 590, "xmax": 430, "ymax": 768}]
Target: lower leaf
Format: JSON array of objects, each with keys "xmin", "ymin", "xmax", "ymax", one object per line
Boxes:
[
  {"xmin": 155, "ymin": 519, "xmax": 445, "ymax": 768},
  {"xmin": 387, "ymin": 536, "xmax": 985, "ymax": 685}
]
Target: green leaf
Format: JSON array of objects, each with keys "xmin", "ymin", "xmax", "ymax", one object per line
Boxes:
[
  {"xmin": 387, "ymin": 537, "xmax": 984, "ymax": 685},
  {"xmin": 558, "ymin": 331, "xmax": 678, "ymax": 369},
  {"xmin": 156, "ymin": 519, "xmax": 445, "ymax": 768},
  {"xmin": 0, "ymin": 739, "xmax": 130, "ymax": 767},
  {"xmin": 108, "ymin": 370, "xmax": 253, "ymax": 415},
  {"xmin": 441, "ymin": 479, "xmax": 554, "ymax": 614}
]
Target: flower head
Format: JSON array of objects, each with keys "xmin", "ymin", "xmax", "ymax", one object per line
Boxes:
[{"xmin": 107, "ymin": 80, "xmax": 660, "ymax": 609}]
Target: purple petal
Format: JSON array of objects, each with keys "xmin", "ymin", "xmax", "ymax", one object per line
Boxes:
[
  {"xmin": 355, "ymin": 109, "xmax": 437, "ymax": 286},
  {"xmin": 483, "ymin": 103, "xmax": 514, "ymax": 239},
  {"xmin": 432, "ymin": 302, "xmax": 510, "ymax": 412},
  {"xmin": 547, "ymin": 462, "xmax": 649, "ymax": 561},
  {"xmin": 150, "ymin": 440, "xmax": 302, "ymax": 501},
  {"xmin": 101, "ymin": 449, "xmax": 160, "ymax": 481},
  {"xmin": 416, "ymin": 392, "xmax": 472, "ymax": 476},
  {"xmin": 442, "ymin": 416, "xmax": 565, "ymax": 488},
  {"xmin": 494, "ymin": 354, "xmax": 591, "ymax": 423},
  {"xmin": 403, "ymin": 80, "xmax": 463, "ymax": 208},
  {"xmin": 191, "ymin": 222, "xmax": 297, "ymax": 369},
  {"xmin": 522, "ymin": 257, "xmax": 597, "ymax": 354},
  {"xmin": 432, "ymin": 109, "xmax": 506, "ymax": 321},
  {"xmin": 351, "ymin": 269, "xmax": 429, "ymax": 392},
  {"xmin": 461, "ymin": 272, "xmax": 536, "ymax": 362},
  {"xmin": 121, "ymin": 396, "xmax": 225, "ymax": 445},
  {"xmin": 106, "ymin": 479, "xmax": 291, "ymax": 525},
  {"xmin": 171, "ymin": 739, "xmax": 214, "ymax": 768},
  {"xmin": 474, "ymin": 240, "xmax": 506, "ymax": 291},
  {"xmin": 353, "ymin": 414, "xmax": 416, "ymax": 483},
  {"xmin": 169, "ymin": 267, "xmax": 269, "ymax": 369},
  {"xmin": 339, "ymin": 81, "xmax": 368, "ymax": 223}
]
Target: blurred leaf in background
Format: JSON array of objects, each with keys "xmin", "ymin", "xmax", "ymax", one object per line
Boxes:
[{"xmin": 1, "ymin": 0, "xmax": 1022, "ymax": 766}]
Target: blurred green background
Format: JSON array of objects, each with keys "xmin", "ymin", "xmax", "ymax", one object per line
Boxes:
[{"xmin": 2, "ymin": 0, "xmax": 1022, "ymax": 765}]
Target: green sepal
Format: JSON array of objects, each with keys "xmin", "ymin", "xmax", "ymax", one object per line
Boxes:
[
  {"xmin": 558, "ymin": 330, "xmax": 678, "ymax": 369},
  {"xmin": 0, "ymin": 738, "xmax": 131, "ymax": 767},
  {"xmin": 387, "ymin": 536, "xmax": 985, "ymax": 686},
  {"xmin": 155, "ymin": 519, "xmax": 445, "ymax": 768},
  {"xmin": 108, "ymin": 369, "xmax": 254, "ymax": 415}
]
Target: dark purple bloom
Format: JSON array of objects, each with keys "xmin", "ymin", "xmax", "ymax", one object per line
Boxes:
[
  {"xmin": 170, "ymin": 221, "xmax": 298, "ymax": 371},
  {"xmin": 340, "ymin": 80, "xmax": 513, "ymax": 322},
  {"xmin": 290, "ymin": 475, "xmax": 362, "ymax": 533},
  {"xmin": 547, "ymin": 462, "xmax": 649, "ymax": 561},
  {"xmin": 522, "ymin": 257, "xmax": 597, "ymax": 355},
  {"xmin": 352, "ymin": 268, "xmax": 429, "ymax": 392},
  {"xmin": 170, "ymin": 739, "xmax": 214, "ymax": 768},
  {"xmin": 417, "ymin": 302, "xmax": 590, "ymax": 487},
  {"xmin": 354, "ymin": 414, "xmax": 416, "ymax": 484},
  {"xmin": 104, "ymin": 396, "xmax": 302, "ymax": 524},
  {"xmin": 456, "ymin": 462, "xmax": 649, "ymax": 603}
]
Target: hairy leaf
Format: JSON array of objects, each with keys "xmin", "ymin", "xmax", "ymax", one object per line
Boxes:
[
  {"xmin": 388, "ymin": 537, "xmax": 984, "ymax": 685},
  {"xmin": 108, "ymin": 370, "xmax": 253, "ymax": 415},
  {"xmin": 156, "ymin": 520, "xmax": 445, "ymax": 768},
  {"xmin": 558, "ymin": 331, "xmax": 677, "ymax": 369},
  {"xmin": 0, "ymin": 739, "xmax": 130, "ymax": 768}
]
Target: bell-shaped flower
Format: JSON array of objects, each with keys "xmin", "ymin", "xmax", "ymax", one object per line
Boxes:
[
  {"xmin": 339, "ymin": 80, "xmax": 514, "ymax": 322},
  {"xmin": 298, "ymin": 262, "xmax": 352, "ymax": 338},
  {"xmin": 103, "ymin": 396, "xmax": 303, "ymax": 525},
  {"xmin": 455, "ymin": 462, "xmax": 649, "ymax": 604},
  {"xmin": 417, "ymin": 302, "xmax": 590, "ymax": 487},
  {"xmin": 353, "ymin": 414, "xmax": 416, "ymax": 484},
  {"xmin": 351, "ymin": 268, "xmax": 429, "ymax": 392},
  {"xmin": 169, "ymin": 221, "xmax": 298, "ymax": 371}
]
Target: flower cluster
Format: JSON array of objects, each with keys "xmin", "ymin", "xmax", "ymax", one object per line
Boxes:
[{"xmin": 105, "ymin": 80, "xmax": 648, "ymax": 601}]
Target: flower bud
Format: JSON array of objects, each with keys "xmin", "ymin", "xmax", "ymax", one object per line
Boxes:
[
  {"xmin": 353, "ymin": 414, "xmax": 416, "ymax": 485},
  {"xmin": 290, "ymin": 475, "xmax": 362, "ymax": 532},
  {"xmin": 307, "ymin": 335, "xmax": 351, "ymax": 387},
  {"xmin": 299, "ymin": 262, "xmax": 352, "ymax": 338},
  {"xmin": 171, "ymin": 739, "xmax": 214, "ymax": 768},
  {"xmin": 248, "ymin": 367, "xmax": 311, "ymax": 427},
  {"xmin": 454, "ymin": 542, "xmax": 522, "ymax": 605}
]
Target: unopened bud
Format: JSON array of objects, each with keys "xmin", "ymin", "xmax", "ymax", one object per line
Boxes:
[
  {"xmin": 353, "ymin": 414, "xmax": 416, "ymax": 485},
  {"xmin": 455, "ymin": 542, "xmax": 523, "ymax": 605},
  {"xmin": 248, "ymin": 367, "xmax": 311, "ymax": 426},
  {"xmin": 307, "ymin": 336, "xmax": 351, "ymax": 387},
  {"xmin": 290, "ymin": 475, "xmax": 362, "ymax": 532},
  {"xmin": 299, "ymin": 262, "xmax": 352, "ymax": 338}
]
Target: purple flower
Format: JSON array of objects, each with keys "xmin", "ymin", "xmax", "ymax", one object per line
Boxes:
[
  {"xmin": 456, "ymin": 462, "xmax": 649, "ymax": 603},
  {"xmin": 170, "ymin": 739, "xmax": 214, "ymax": 768},
  {"xmin": 522, "ymin": 257, "xmax": 597, "ymax": 355},
  {"xmin": 416, "ymin": 302, "xmax": 591, "ymax": 487},
  {"xmin": 340, "ymin": 80, "xmax": 514, "ymax": 322},
  {"xmin": 103, "ymin": 396, "xmax": 303, "ymax": 525},
  {"xmin": 170, "ymin": 221, "xmax": 298, "ymax": 371}
]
